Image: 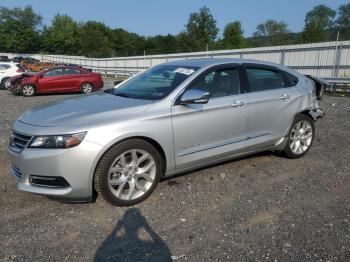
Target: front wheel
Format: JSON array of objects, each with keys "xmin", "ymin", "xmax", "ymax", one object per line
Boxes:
[
  {"xmin": 21, "ymin": 85, "xmax": 36, "ymax": 97},
  {"xmin": 1, "ymin": 78, "xmax": 11, "ymax": 89},
  {"xmin": 283, "ymin": 114, "xmax": 315, "ymax": 159},
  {"xmin": 80, "ymin": 83, "xmax": 93, "ymax": 94},
  {"xmin": 94, "ymin": 139, "xmax": 162, "ymax": 206}
]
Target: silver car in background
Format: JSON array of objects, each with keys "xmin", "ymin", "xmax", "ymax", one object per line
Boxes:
[{"xmin": 8, "ymin": 58, "xmax": 324, "ymax": 206}]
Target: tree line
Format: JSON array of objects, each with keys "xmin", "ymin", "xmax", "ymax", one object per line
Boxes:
[{"xmin": 0, "ymin": 4, "xmax": 350, "ymax": 58}]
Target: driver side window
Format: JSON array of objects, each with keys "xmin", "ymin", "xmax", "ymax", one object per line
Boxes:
[{"xmin": 188, "ymin": 67, "xmax": 240, "ymax": 99}]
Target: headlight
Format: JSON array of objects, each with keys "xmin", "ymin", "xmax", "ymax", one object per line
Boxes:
[{"xmin": 28, "ymin": 132, "xmax": 87, "ymax": 149}]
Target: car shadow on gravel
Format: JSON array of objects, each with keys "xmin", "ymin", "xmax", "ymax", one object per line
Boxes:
[{"xmin": 94, "ymin": 208, "xmax": 172, "ymax": 262}]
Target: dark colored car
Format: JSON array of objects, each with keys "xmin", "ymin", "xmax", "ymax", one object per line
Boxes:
[
  {"xmin": 23, "ymin": 57, "xmax": 40, "ymax": 64},
  {"xmin": 0, "ymin": 55, "xmax": 11, "ymax": 62},
  {"xmin": 12, "ymin": 56, "xmax": 25, "ymax": 63},
  {"xmin": 9, "ymin": 66, "xmax": 104, "ymax": 96}
]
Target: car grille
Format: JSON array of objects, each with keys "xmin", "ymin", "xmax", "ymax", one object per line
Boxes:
[
  {"xmin": 10, "ymin": 164, "xmax": 22, "ymax": 180},
  {"xmin": 9, "ymin": 131, "xmax": 32, "ymax": 153}
]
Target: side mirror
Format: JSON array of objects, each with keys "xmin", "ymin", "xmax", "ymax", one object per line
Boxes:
[{"xmin": 179, "ymin": 89, "xmax": 210, "ymax": 105}]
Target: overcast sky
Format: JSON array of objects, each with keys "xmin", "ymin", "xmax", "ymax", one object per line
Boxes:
[{"xmin": 1, "ymin": 0, "xmax": 349, "ymax": 37}]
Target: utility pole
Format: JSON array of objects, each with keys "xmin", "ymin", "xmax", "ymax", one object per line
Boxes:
[{"xmin": 332, "ymin": 31, "xmax": 340, "ymax": 77}]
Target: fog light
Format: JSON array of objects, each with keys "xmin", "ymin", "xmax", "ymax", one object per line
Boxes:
[{"xmin": 29, "ymin": 175, "xmax": 70, "ymax": 188}]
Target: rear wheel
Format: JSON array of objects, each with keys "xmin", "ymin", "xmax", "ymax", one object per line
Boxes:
[
  {"xmin": 80, "ymin": 82, "xmax": 93, "ymax": 94},
  {"xmin": 283, "ymin": 114, "xmax": 315, "ymax": 158},
  {"xmin": 21, "ymin": 84, "xmax": 36, "ymax": 97},
  {"xmin": 1, "ymin": 78, "xmax": 11, "ymax": 89},
  {"xmin": 94, "ymin": 139, "xmax": 162, "ymax": 206}
]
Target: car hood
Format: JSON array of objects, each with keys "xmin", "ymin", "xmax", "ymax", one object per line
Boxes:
[{"xmin": 18, "ymin": 91, "xmax": 154, "ymax": 127}]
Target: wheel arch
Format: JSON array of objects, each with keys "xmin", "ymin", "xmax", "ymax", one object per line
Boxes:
[
  {"xmin": 22, "ymin": 82, "xmax": 37, "ymax": 89},
  {"xmin": 297, "ymin": 110, "xmax": 316, "ymax": 121},
  {"xmin": 80, "ymin": 81, "xmax": 94, "ymax": 88},
  {"xmin": 281, "ymin": 109, "xmax": 314, "ymax": 139},
  {"xmin": 1, "ymin": 76, "xmax": 10, "ymax": 82},
  {"xmin": 92, "ymin": 135, "xmax": 167, "ymax": 183}
]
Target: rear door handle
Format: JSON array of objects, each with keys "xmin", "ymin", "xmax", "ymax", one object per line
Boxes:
[
  {"xmin": 232, "ymin": 100, "xmax": 245, "ymax": 107},
  {"xmin": 280, "ymin": 94, "xmax": 290, "ymax": 100}
]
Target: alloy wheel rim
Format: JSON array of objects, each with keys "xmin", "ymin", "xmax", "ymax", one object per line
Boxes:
[
  {"xmin": 22, "ymin": 85, "xmax": 34, "ymax": 96},
  {"xmin": 289, "ymin": 120, "xmax": 313, "ymax": 154},
  {"xmin": 108, "ymin": 149, "xmax": 156, "ymax": 201},
  {"xmin": 82, "ymin": 84, "xmax": 92, "ymax": 93},
  {"xmin": 4, "ymin": 79, "xmax": 10, "ymax": 88}
]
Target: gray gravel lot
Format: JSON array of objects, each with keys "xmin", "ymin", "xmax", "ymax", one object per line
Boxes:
[{"xmin": 0, "ymin": 80, "xmax": 350, "ymax": 261}]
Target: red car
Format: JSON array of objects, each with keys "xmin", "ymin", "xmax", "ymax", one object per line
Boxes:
[{"xmin": 9, "ymin": 66, "xmax": 104, "ymax": 96}]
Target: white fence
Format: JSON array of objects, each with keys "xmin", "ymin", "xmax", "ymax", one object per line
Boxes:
[{"xmin": 2, "ymin": 40, "xmax": 350, "ymax": 78}]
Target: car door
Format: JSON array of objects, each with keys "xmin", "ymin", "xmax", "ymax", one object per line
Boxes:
[
  {"xmin": 38, "ymin": 68, "xmax": 68, "ymax": 92},
  {"xmin": 171, "ymin": 65, "xmax": 248, "ymax": 170},
  {"xmin": 62, "ymin": 68, "xmax": 82, "ymax": 91},
  {"xmin": 243, "ymin": 64, "xmax": 300, "ymax": 150}
]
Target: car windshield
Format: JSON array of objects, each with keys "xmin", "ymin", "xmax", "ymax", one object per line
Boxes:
[{"xmin": 111, "ymin": 64, "xmax": 199, "ymax": 100}]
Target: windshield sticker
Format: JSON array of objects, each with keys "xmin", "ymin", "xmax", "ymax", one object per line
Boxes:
[{"xmin": 174, "ymin": 68, "xmax": 195, "ymax": 75}]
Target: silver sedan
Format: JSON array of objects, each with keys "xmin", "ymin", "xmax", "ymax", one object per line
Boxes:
[{"xmin": 8, "ymin": 58, "xmax": 324, "ymax": 206}]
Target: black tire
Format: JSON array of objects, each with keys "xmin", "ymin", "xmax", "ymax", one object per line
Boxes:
[
  {"xmin": 283, "ymin": 114, "xmax": 315, "ymax": 159},
  {"xmin": 80, "ymin": 82, "xmax": 93, "ymax": 94},
  {"xmin": 21, "ymin": 84, "xmax": 36, "ymax": 97},
  {"xmin": 1, "ymin": 77, "xmax": 10, "ymax": 89},
  {"xmin": 94, "ymin": 139, "xmax": 162, "ymax": 206}
]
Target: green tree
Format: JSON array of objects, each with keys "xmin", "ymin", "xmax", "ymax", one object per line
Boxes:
[
  {"xmin": 0, "ymin": 6, "xmax": 42, "ymax": 52},
  {"xmin": 336, "ymin": 3, "xmax": 350, "ymax": 40},
  {"xmin": 302, "ymin": 4, "xmax": 336, "ymax": 43},
  {"xmin": 253, "ymin": 19, "xmax": 290, "ymax": 46},
  {"xmin": 144, "ymin": 34, "xmax": 178, "ymax": 55},
  {"xmin": 113, "ymin": 28, "xmax": 146, "ymax": 56},
  {"xmin": 41, "ymin": 15, "xmax": 80, "ymax": 55},
  {"xmin": 174, "ymin": 32, "xmax": 192, "ymax": 53},
  {"xmin": 79, "ymin": 21, "xmax": 113, "ymax": 57},
  {"xmin": 185, "ymin": 6, "xmax": 219, "ymax": 51},
  {"xmin": 223, "ymin": 21, "xmax": 245, "ymax": 49}
]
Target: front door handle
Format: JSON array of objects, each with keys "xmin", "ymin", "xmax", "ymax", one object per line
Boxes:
[
  {"xmin": 280, "ymin": 94, "xmax": 290, "ymax": 100},
  {"xmin": 232, "ymin": 100, "xmax": 245, "ymax": 107}
]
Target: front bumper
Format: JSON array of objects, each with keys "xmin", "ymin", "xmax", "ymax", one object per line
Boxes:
[
  {"xmin": 8, "ymin": 84, "xmax": 21, "ymax": 95},
  {"xmin": 8, "ymin": 138, "xmax": 103, "ymax": 201}
]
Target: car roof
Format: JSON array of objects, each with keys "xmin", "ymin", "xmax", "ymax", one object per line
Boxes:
[
  {"xmin": 163, "ymin": 58, "xmax": 301, "ymax": 77},
  {"xmin": 48, "ymin": 66, "xmax": 81, "ymax": 70},
  {"xmin": 164, "ymin": 58, "xmax": 281, "ymax": 68}
]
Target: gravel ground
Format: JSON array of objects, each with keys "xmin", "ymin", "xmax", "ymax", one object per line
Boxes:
[{"xmin": 0, "ymin": 81, "xmax": 350, "ymax": 261}]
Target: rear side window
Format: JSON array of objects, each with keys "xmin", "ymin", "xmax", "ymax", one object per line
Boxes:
[
  {"xmin": 188, "ymin": 68, "xmax": 240, "ymax": 98},
  {"xmin": 64, "ymin": 69, "xmax": 81, "ymax": 75},
  {"xmin": 44, "ymin": 68, "xmax": 64, "ymax": 76},
  {"xmin": 246, "ymin": 68, "xmax": 284, "ymax": 92},
  {"xmin": 282, "ymin": 71, "xmax": 299, "ymax": 87}
]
